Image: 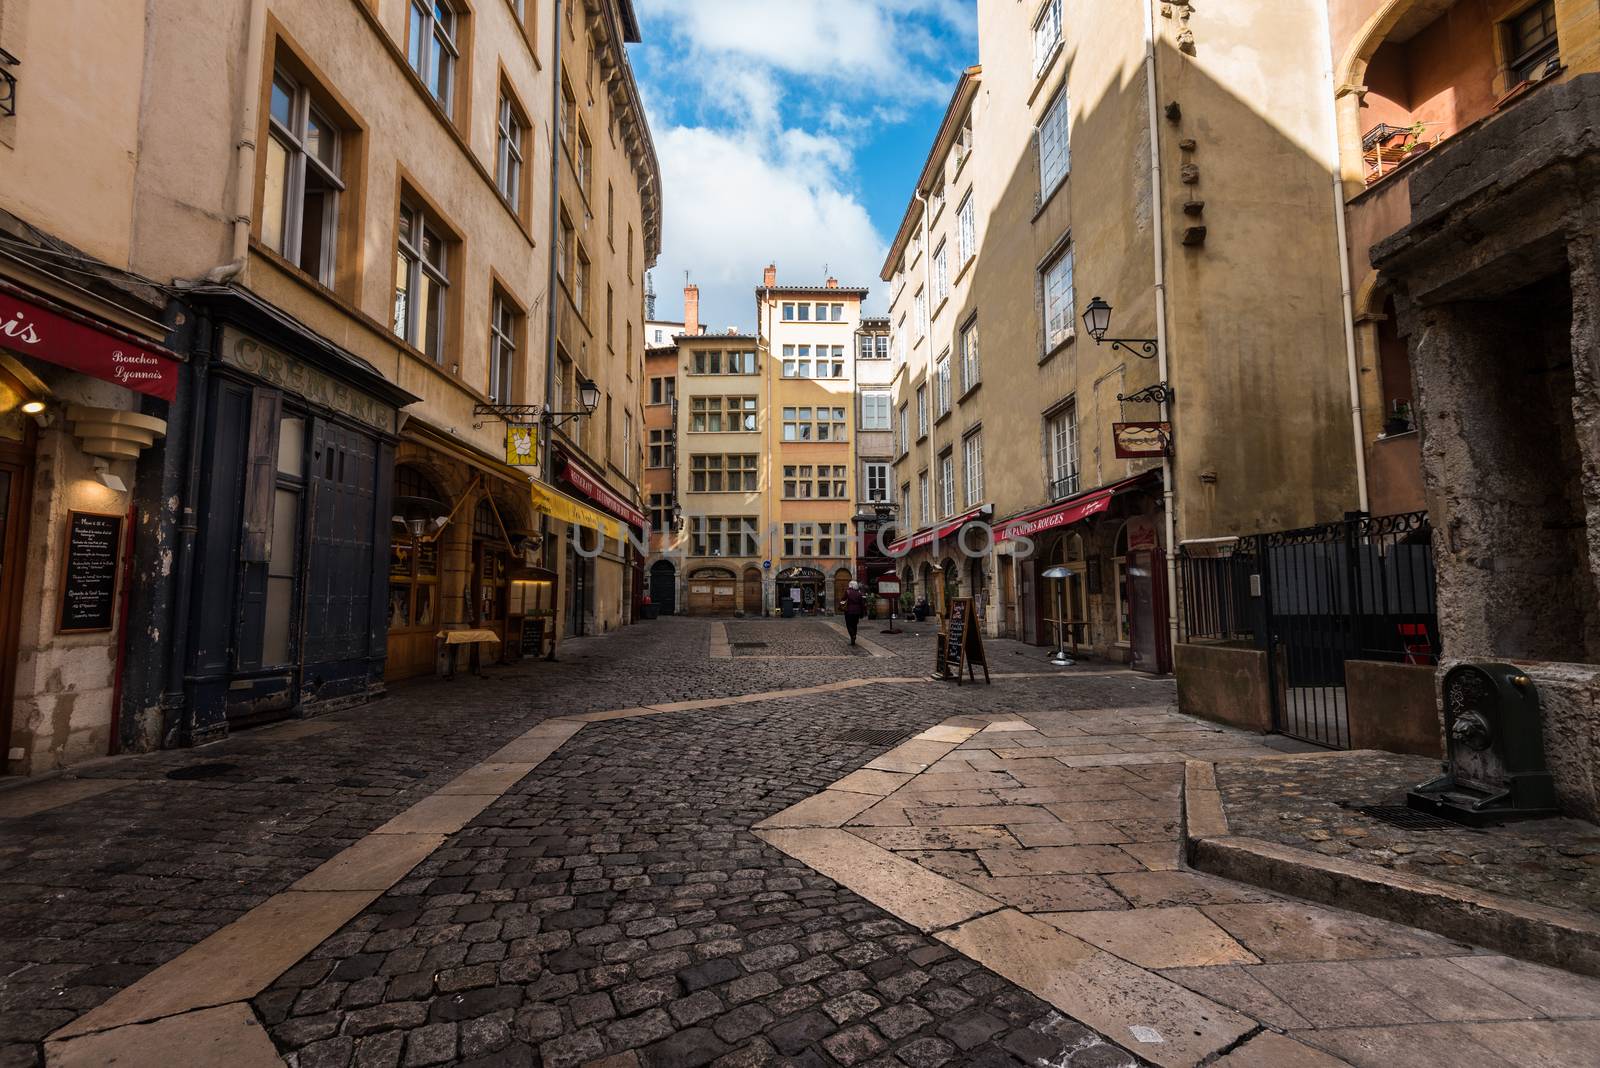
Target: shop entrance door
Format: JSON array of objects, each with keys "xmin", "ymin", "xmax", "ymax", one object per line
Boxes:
[{"xmin": 1125, "ymin": 548, "xmax": 1171, "ymax": 673}]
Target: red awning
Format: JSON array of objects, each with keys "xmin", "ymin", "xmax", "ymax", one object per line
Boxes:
[
  {"xmin": 996, "ymin": 471, "xmax": 1159, "ymax": 543},
  {"xmin": 0, "ymin": 285, "xmax": 180, "ymax": 401},
  {"xmin": 558, "ymin": 454, "xmax": 647, "ymax": 528},
  {"xmin": 885, "ymin": 506, "xmax": 988, "ymax": 555}
]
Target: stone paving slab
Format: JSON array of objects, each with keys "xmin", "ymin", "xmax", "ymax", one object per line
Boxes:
[
  {"xmin": 1213, "ymin": 751, "xmax": 1600, "ymax": 916},
  {"xmin": 45, "ymin": 1003, "xmax": 281, "ymax": 1068}
]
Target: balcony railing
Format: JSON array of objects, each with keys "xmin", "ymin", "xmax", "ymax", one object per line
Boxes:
[{"xmin": 1049, "ymin": 472, "xmax": 1080, "ymax": 501}]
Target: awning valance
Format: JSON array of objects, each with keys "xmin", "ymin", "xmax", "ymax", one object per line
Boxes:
[
  {"xmin": 0, "ymin": 283, "xmax": 180, "ymax": 401},
  {"xmin": 995, "ymin": 471, "xmax": 1159, "ymax": 543},
  {"xmin": 558, "ymin": 453, "xmax": 647, "ymax": 528},
  {"xmin": 531, "ymin": 477, "xmax": 622, "ymax": 541},
  {"xmin": 884, "ymin": 506, "xmax": 989, "ymax": 555}
]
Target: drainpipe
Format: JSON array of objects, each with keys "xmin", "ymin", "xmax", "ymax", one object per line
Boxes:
[
  {"xmin": 541, "ymin": 0, "xmax": 565, "ymax": 487},
  {"xmin": 1142, "ymin": 0, "xmax": 1180, "ymax": 659},
  {"xmin": 915, "ymin": 191, "xmax": 936, "ymax": 594},
  {"xmin": 204, "ymin": 0, "xmax": 269, "ymax": 284},
  {"xmin": 167, "ymin": 313, "xmax": 211, "ymax": 745},
  {"xmin": 1319, "ymin": 17, "xmax": 1371, "ymax": 515}
]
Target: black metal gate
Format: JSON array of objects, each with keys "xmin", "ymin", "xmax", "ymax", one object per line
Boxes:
[{"xmin": 1179, "ymin": 511, "xmax": 1439, "ymax": 749}]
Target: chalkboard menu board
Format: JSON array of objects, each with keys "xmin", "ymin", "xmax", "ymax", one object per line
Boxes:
[
  {"xmin": 59, "ymin": 511, "xmax": 123, "ymax": 633},
  {"xmin": 519, "ymin": 616, "xmax": 546, "ymax": 657},
  {"xmin": 934, "ymin": 598, "xmax": 990, "ymax": 685},
  {"xmin": 944, "ymin": 600, "xmax": 969, "ymax": 671}
]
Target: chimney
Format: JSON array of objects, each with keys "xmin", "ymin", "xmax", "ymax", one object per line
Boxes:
[
  {"xmin": 763, "ymin": 263, "xmax": 777, "ymax": 288},
  {"xmin": 683, "ymin": 284, "xmax": 700, "ymax": 337},
  {"xmin": 825, "ymin": 277, "xmax": 839, "ymax": 289}
]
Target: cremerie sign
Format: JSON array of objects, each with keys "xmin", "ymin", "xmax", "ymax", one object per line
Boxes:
[{"xmin": 221, "ymin": 328, "xmax": 398, "ymax": 434}]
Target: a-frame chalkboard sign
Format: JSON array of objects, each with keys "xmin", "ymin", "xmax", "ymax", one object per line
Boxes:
[{"xmin": 933, "ymin": 598, "xmax": 990, "ymax": 685}]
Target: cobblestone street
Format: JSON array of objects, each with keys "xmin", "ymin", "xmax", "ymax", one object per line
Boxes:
[
  {"xmin": 5, "ymin": 617, "xmax": 1595, "ymax": 1068},
  {"xmin": 2, "ymin": 619, "xmax": 1161, "ymax": 1068}
]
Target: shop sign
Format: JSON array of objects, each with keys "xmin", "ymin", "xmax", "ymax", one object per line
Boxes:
[
  {"xmin": 530, "ymin": 477, "xmax": 622, "ymax": 541},
  {"xmin": 996, "ymin": 491, "xmax": 1113, "ymax": 543},
  {"xmin": 505, "ymin": 425, "xmax": 538, "ymax": 466},
  {"xmin": 877, "ymin": 578, "xmax": 901, "ymax": 595},
  {"xmin": 1128, "ymin": 516, "xmax": 1159, "ymax": 551},
  {"xmin": 1112, "ymin": 421, "xmax": 1171, "ymax": 458},
  {"xmin": 558, "ymin": 454, "xmax": 646, "ymax": 527},
  {"xmin": 0, "ymin": 289, "xmax": 179, "ymax": 401},
  {"xmin": 221, "ymin": 329, "xmax": 397, "ymax": 434}
]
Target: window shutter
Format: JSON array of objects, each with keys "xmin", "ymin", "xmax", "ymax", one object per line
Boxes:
[{"xmin": 240, "ymin": 389, "xmax": 283, "ymax": 563}]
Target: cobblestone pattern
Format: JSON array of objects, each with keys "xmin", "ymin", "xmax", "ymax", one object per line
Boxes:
[
  {"xmin": 725, "ymin": 621, "xmax": 870, "ymax": 658},
  {"xmin": 0, "ymin": 619, "xmax": 1162, "ymax": 1067},
  {"xmin": 1215, "ymin": 752, "xmax": 1600, "ymax": 916},
  {"xmin": 256, "ymin": 676, "xmax": 1166, "ymax": 1067}
]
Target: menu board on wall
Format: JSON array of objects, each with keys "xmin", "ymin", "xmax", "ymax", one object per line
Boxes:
[{"xmin": 59, "ymin": 511, "xmax": 123, "ymax": 633}]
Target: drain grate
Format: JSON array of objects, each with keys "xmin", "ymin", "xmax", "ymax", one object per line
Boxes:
[
  {"xmin": 166, "ymin": 762, "xmax": 239, "ymax": 781},
  {"xmin": 834, "ymin": 728, "xmax": 912, "ymax": 747},
  {"xmin": 1351, "ymin": 804, "xmax": 1469, "ymax": 832}
]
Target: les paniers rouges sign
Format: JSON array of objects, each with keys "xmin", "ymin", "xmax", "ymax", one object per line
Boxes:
[{"xmin": 0, "ymin": 288, "xmax": 180, "ymax": 401}]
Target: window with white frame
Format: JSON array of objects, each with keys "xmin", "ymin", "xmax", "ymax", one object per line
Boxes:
[
  {"xmin": 690, "ymin": 454, "xmax": 758, "ymax": 493},
  {"xmin": 797, "ymin": 303, "xmax": 811, "ymax": 322},
  {"xmin": 782, "ymin": 465, "xmax": 847, "ymax": 499},
  {"xmin": 1042, "ymin": 245, "xmax": 1075, "ymax": 351},
  {"xmin": 933, "ymin": 241, "xmax": 950, "ymax": 302},
  {"xmin": 1032, "ymin": 0, "xmax": 1062, "ymax": 77},
  {"xmin": 901, "ymin": 483, "xmax": 912, "ymax": 523},
  {"xmin": 914, "ymin": 289, "xmax": 928, "ymax": 338},
  {"xmin": 939, "ymin": 451, "xmax": 956, "ymax": 518},
  {"xmin": 963, "ymin": 431, "xmax": 984, "ymax": 507},
  {"xmin": 1039, "ymin": 88, "xmax": 1071, "ymax": 198},
  {"xmin": 782, "ymin": 302, "xmax": 796, "ymax": 321},
  {"xmin": 858, "ymin": 335, "xmax": 875, "ymax": 360},
  {"xmin": 959, "ymin": 316, "xmax": 979, "ymax": 393},
  {"xmin": 830, "ymin": 303, "xmax": 845, "ymax": 321},
  {"xmin": 1047, "ymin": 399, "xmax": 1080, "ymax": 498},
  {"xmin": 393, "ymin": 200, "xmax": 451, "ymax": 362},
  {"xmin": 956, "ymin": 192, "xmax": 976, "ymax": 265},
  {"xmin": 782, "ymin": 406, "xmax": 847, "ymax": 442},
  {"xmin": 408, "ymin": 0, "xmax": 460, "ymax": 111},
  {"xmin": 864, "ymin": 462, "xmax": 890, "ymax": 502},
  {"xmin": 875, "ymin": 335, "xmax": 889, "ymax": 359},
  {"xmin": 918, "ymin": 471, "xmax": 930, "ymax": 525},
  {"xmin": 860, "ymin": 390, "xmax": 891, "ymax": 430},
  {"xmin": 488, "ymin": 289, "xmax": 517, "ymax": 403},
  {"xmin": 897, "ymin": 403, "xmax": 910, "ymax": 455},
  {"xmin": 495, "ymin": 91, "xmax": 525, "ymax": 211},
  {"xmin": 916, "ymin": 384, "xmax": 929, "ymax": 438},
  {"xmin": 622, "ymin": 411, "xmax": 633, "ymax": 478},
  {"xmin": 781, "ymin": 345, "xmax": 845, "ymax": 378},
  {"xmin": 934, "ymin": 350, "xmax": 952, "ymax": 416},
  {"xmin": 263, "ymin": 68, "xmax": 345, "ymax": 286}
]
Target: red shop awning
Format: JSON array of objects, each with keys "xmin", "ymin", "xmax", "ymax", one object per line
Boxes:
[
  {"xmin": 995, "ymin": 471, "xmax": 1159, "ymax": 543},
  {"xmin": 558, "ymin": 453, "xmax": 647, "ymax": 528},
  {"xmin": 885, "ymin": 506, "xmax": 988, "ymax": 555},
  {"xmin": 0, "ymin": 285, "xmax": 180, "ymax": 401}
]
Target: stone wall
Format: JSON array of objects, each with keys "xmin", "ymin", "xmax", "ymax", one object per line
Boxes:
[
  {"xmin": 1346, "ymin": 660, "xmax": 1441, "ymax": 758},
  {"xmin": 1174, "ymin": 642, "xmax": 1272, "ymax": 734}
]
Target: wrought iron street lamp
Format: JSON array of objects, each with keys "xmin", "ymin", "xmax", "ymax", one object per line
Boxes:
[
  {"xmin": 1082, "ymin": 297, "xmax": 1157, "ymax": 360},
  {"xmin": 546, "ymin": 374, "xmax": 601, "ymax": 431}
]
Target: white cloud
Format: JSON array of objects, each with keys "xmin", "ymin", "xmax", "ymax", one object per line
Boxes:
[
  {"xmin": 650, "ymin": 125, "xmax": 885, "ymax": 331},
  {"xmin": 631, "ymin": 0, "xmax": 975, "ymax": 325}
]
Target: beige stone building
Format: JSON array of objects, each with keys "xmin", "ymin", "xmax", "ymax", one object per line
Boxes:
[
  {"xmin": 0, "ymin": 0, "xmax": 659, "ymax": 772},
  {"xmin": 885, "ymin": 1, "xmax": 1360, "ymax": 670}
]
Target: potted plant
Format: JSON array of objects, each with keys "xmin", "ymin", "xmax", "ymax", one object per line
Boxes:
[{"xmin": 1384, "ymin": 400, "xmax": 1414, "ymax": 436}]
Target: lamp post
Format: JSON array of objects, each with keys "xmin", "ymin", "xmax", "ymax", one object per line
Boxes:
[
  {"xmin": 1082, "ymin": 297, "xmax": 1158, "ymax": 360},
  {"xmin": 1041, "ymin": 564, "xmax": 1076, "ymax": 666}
]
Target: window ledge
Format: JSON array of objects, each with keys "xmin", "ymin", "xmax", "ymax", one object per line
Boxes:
[
  {"xmin": 915, "ymin": 433, "xmax": 929, "ymax": 445},
  {"xmin": 1033, "ymin": 177, "xmax": 1069, "ymax": 222},
  {"xmin": 1027, "ymin": 45, "xmax": 1063, "ymax": 107},
  {"xmin": 953, "ymin": 256, "xmax": 975, "ymax": 288},
  {"xmin": 1039, "ymin": 332, "xmax": 1075, "ymax": 365},
  {"xmin": 934, "ymin": 409, "xmax": 953, "ymax": 427},
  {"xmin": 957, "ymin": 381, "xmax": 981, "ymax": 404}
]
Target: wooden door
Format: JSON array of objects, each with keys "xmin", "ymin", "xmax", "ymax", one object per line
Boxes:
[{"xmin": 742, "ymin": 568, "xmax": 763, "ymax": 615}]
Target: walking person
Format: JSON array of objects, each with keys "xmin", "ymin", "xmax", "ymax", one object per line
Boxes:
[{"xmin": 843, "ymin": 580, "xmax": 866, "ymax": 645}]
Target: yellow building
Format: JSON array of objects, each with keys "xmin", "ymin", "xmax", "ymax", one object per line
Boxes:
[
  {"xmin": 759, "ymin": 267, "xmax": 867, "ymax": 614},
  {"xmin": 887, "ymin": 0, "xmax": 1360, "ymax": 671}
]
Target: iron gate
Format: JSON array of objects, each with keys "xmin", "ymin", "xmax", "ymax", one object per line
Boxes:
[{"xmin": 1180, "ymin": 511, "xmax": 1439, "ymax": 748}]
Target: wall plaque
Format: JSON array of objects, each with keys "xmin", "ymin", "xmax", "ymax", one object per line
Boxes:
[{"xmin": 59, "ymin": 511, "xmax": 123, "ymax": 633}]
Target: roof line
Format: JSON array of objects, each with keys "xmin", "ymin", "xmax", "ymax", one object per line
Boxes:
[{"xmin": 880, "ymin": 65, "xmax": 982, "ymax": 280}]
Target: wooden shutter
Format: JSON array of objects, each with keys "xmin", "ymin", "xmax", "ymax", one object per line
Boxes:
[{"xmin": 239, "ymin": 389, "xmax": 282, "ymax": 562}]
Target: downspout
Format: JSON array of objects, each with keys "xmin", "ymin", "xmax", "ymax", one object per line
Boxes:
[
  {"xmin": 167, "ymin": 312, "xmax": 211, "ymax": 745},
  {"xmin": 1142, "ymin": 0, "xmax": 1180, "ymax": 659},
  {"xmin": 1320, "ymin": 15, "xmax": 1371, "ymax": 515},
  {"xmin": 205, "ymin": 0, "xmax": 269, "ymax": 284},
  {"xmin": 915, "ymin": 191, "xmax": 936, "ymax": 594},
  {"xmin": 539, "ymin": 0, "xmax": 565, "ymax": 647}
]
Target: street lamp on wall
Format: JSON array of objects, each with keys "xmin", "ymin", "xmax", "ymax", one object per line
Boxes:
[
  {"xmin": 546, "ymin": 374, "xmax": 601, "ymax": 431},
  {"xmin": 1082, "ymin": 297, "xmax": 1158, "ymax": 360}
]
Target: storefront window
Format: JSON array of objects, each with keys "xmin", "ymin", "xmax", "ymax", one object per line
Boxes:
[
  {"xmin": 1114, "ymin": 523, "xmax": 1130, "ymax": 644},
  {"xmin": 389, "ymin": 465, "xmax": 445, "ymax": 632}
]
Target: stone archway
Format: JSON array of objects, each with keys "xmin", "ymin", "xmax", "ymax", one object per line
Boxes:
[{"xmin": 649, "ymin": 559, "xmax": 677, "ymax": 615}]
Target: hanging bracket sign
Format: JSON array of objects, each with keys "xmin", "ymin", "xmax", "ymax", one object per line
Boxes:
[{"xmin": 1112, "ymin": 421, "xmax": 1172, "ymax": 458}]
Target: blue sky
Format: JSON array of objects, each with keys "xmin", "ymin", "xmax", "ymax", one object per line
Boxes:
[{"xmin": 627, "ymin": 0, "xmax": 978, "ymax": 329}]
